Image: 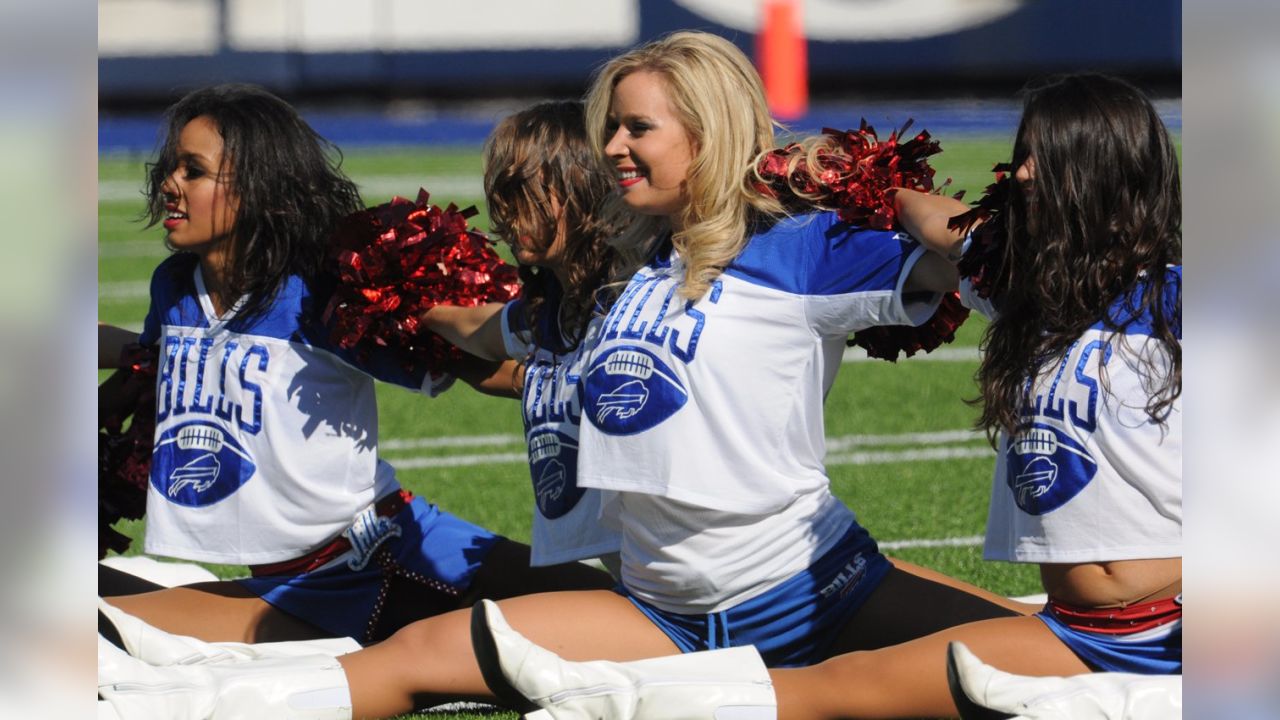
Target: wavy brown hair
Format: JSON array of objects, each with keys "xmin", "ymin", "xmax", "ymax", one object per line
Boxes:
[
  {"xmin": 484, "ymin": 101, "xmax": 621, "ymax": 351},
  {"xmin": 978, "ymin": 73, "xmax": 1181, "ymax": 439},
  {"xmin": 144, "ymin": 84, "xmax": 362, "ymax": 325}
]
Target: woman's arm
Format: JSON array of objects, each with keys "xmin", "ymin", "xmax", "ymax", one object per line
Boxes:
[
  {"xmin": 444, "ymin": 356, "xmax": 524, "ymax": 399},
  {"xmin": 893, "ymin": 189, "xmax": 970, "ymax": 262},
  {"xmin": 422, "ymin": 303, "xmax": 507, "ymax": 361}
]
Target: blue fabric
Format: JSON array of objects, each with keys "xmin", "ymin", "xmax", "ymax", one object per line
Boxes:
[
  {"xmin": 1090, "ymin": 265, "xmax": 1182, "ymax": 339},
  {"xmin": 238, "ymin": 497, "xmax": 500, "ymax": 641},
  {"xmin": 618, "ymin": 523, "xmax": 891, "ymax": 667},
  {"xmin": 1037, "ymin": 607, "xmax": 1182, "ymax": 674},
  {"xmin": 723, "ymin": 212, "xmax": 914, "ymax": 297},
  {"xmin": 139, "ymin": 252, "xmax": 436, "ymax": 392}
]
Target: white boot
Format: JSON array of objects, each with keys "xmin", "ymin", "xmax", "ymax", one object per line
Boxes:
[
  {"xmin": 471, "ymin": 599, "xmax": 776, "ymax": 720},
  {"xmin": 98, "ymin": 634, "xmax": 352, "ymax": 719},
  {"xmin": 947, "ymin": 641, "xmax": 1182, "ymax": 720},
  {"xmin": 100, "ymin": 598, "xmax": 360, "ymax": 666}
]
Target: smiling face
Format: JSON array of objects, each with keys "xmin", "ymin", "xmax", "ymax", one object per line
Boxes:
[
  {"xmin": 604, "ymin": 71, "xmax": 696, "ymax": 222},
  {"xmin": 160, "ymin": 115, "xmax": 238, "ymax": 261}
]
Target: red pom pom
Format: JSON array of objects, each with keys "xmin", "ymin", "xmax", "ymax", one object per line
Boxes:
[
  {"xmin": 754, "ymin": 120, "xmax": 941, "ymax": 230},
  {"xmin": 99, "ymin": 344, "xmax": 158, "ymax": 559},
  {"xmin": 322, "ymin": 189, "xmax": 521, "ymax": 371},
  {"xmin": 848, "ymin": 292, "xmax": 970, "ymax": 362},
  {"xmin": 755, "ymin": 121, "xmax": 970, "ymax": 360},
  {"xmin": 949, "ymin": 165, "xmax": 1013, "ymax": 300}
]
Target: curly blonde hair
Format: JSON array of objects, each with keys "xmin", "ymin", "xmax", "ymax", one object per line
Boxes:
[{"xmin": 585, "ymin": 31, "xmax": 784, "ymax": 300}]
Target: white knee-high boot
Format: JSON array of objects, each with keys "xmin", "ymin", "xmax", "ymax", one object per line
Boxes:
[
  {"xmin": 99, "ymin": 598, "xmax": 361, "ymax": 666},
  {"xmin": 471, "ymin": 599, "xmax": 776, "ymax": 720},
  {"xmin": 98, "ymin": 634, "xmax": 352, "ymax": 720},
  {"xmin": 947, "ymin": 642, "xmax": 1182, "ymax": 720}
]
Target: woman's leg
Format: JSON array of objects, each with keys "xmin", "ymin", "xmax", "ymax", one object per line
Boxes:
[
  {"xmin": 104, "ymin": 582, "xmax": 329, "ymax": 643},
  {"xmin": 889, "ymin": 557, "xmax": 1041, "ymax": 614},
  {"xmin": 775, "ymin": 615, "xmax": 1089, "ymax": 719},
  {"xmin": 827, "ymin": 561, "xmax": 1030, "ymax": 655},
  {"xmin": 341, "ymin": 589, "xmax": 680, "ymax": 719}
]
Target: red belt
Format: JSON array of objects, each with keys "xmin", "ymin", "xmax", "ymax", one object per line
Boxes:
[
  {"xmin": 1047, "ymin": 593, "xmax": 1182, "ymax": 635},
  {"xmin": 249, "ymin": 489, "xmax": 413, "ymax": 577}
]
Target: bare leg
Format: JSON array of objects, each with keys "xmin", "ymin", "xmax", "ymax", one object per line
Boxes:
[
  {"xmin": 888, "ymin": 557, "xmax": 1041, "ymax": 615},
  {"xmin": 105, "ymin": 582, "xmax": 328, "ymax": 643},
  {"xmin": 828, "ymin": 563, "xmax": 1027, "ymax": 656},
  {"xmin": 341, "ymin": 590, "xmax": 679, "ymax": 719},
  {"xmin": 775, "ymin": 615, "xmax": 1089, "ymax": 719}
]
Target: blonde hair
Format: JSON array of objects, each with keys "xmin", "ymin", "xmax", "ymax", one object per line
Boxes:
[{"xmin": 585, "ymin": 31, "xmax": 783, "ymax": 300}]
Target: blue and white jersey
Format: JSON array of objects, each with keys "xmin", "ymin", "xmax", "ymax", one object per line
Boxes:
[
  {"xmin": 575, "ymin": 211, "xmax": 940, "ymax": 611},
  {"xmin": 138, "ymin": 254, "xmax": 449, "ymax": 565},
  {"xmin": 969, "ymin": 267, "xmax": 1183, "ymax": 563},
  {"xmin": 501, "ymin": 300, "xmax": 622, "ymax": 567}
]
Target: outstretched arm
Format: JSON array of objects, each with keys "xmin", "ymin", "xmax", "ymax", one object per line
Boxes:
[
  {"xmin": 894, "ymin": 189, "xmax": 970, "ymax": 262},
  {"xmin": 422, "ymin": 303, "xmax": 506, "ymax": 361}
]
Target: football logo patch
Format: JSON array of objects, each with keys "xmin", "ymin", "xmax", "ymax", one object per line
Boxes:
[
  {"xmin": 527, "ymin": 429, "xmax": 585, "ymax": 519},
  {"xmin": 584, "ymin": 346, "xmax": 687, "ymax": 435},
  {"xmin": 151, "ymin": 421, "xmax": 256, "ymax": 507},
  {"xmin": 1005, "ymin": 423, "xmax": 1097, "ymax": 515}
]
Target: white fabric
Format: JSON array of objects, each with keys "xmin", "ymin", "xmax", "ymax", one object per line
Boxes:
[
  {"xmin": 615, "ymin": 490, "xmax": 854, "ymax": 614},
  {"xmin": 950, "ymin": 641, "xmax": 1181, "ymax": 720},
  {"xmin": 961, "ymin": 277, "xmax": 1182, "ymax": 564},
  {"xmin": 477, "ymin": 599, "xmax": 777, "ymax": 720},
  {"xmin": 140, "ymin": 258, "xmax": 437, "ymax": 565},
  {"xmin": 576, "ymin": 213, "xmax": 937, "ymax": 610},
  {"xmin": 98, "ymin": 635, "xmax": 352, "ymax": 720},
  {"xmin": 501, "ymin": 302, "xmax": 622, "ymax": 566}
]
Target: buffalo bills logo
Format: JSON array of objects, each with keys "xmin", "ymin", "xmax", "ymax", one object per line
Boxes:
[
  {"xmin": 584, "ymin": 347, "xmax": 687, "ymax": 435},
  {"xmin": 151, "ymin": 422, "xmax": 256, "ymax": 507},
  {"xmin": 1005, "ymin": 424, "xmax": 1097, "ymax": 514},
  {"xmin": 527, "ymin": 430, "xmax": 585, "ymax": 519}
]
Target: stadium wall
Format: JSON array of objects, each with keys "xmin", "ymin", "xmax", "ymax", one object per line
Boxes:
[{"xmin": 99, "ymin": 0, "xmax": 1180, "ymax": 104}]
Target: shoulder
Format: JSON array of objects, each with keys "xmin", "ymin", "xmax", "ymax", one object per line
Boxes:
[
  {"xmin": 725, "ymin": 211, "xmax": 915, "ymax": 295},
  {"xmin": 1096, "ymin": 265, "xmax": 1182, "ymax": 340}
]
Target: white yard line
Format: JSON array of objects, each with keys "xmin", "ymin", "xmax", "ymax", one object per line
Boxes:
[
  {"xmin": 382, "ymin": 431, "xmax": 993, "ymax": 470},
  {"xmin": 879, "ymin": 535, "xmax": 985, "ymax": 550}
]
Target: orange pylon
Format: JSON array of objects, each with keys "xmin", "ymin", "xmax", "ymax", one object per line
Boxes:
[{"xmin": 757, "ymin": 0, "xmax": 808, "ymax": 120}]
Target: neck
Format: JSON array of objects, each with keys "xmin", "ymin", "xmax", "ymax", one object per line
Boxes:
[{"xmin": 198, "ymin": 255, "xmax": 233, "ymax": 317}]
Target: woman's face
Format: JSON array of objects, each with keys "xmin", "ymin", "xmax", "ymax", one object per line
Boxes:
[
  {"xmin": 160, "ymin": 115, "xmax": 238, "ymax": 258},
  {"xmin": 604, "ymin": 71, "xmax": 696, "ymax": 221}
]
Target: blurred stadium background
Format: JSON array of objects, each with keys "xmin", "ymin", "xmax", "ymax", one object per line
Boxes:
[
  {"xmin": 99, "ymin": 0, "xmax": 1181, "ymax": 151},
  {"xmin": 97, "ymin": 3, "xmax": 1181, "ymax": 718}
]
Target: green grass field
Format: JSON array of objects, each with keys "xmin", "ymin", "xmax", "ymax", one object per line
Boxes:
[{"xmin": 99, "ymin": 137, "xmax": 1040, "ymax": 719}]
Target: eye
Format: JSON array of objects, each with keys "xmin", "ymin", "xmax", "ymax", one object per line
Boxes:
[
  {"xmin": 628, "ymin": 121, "xmax": 651, "ymax": 135},
  {"xmin": 181, "ymin": 163, "xmax": 205, "ymax": 180}
]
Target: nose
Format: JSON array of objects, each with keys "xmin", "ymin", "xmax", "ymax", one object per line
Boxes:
[
  {"xmin": 1014, "ymin": 157, "xmax": 1035, "ymax": 184},
  {"xmin": 161, "ymin": 169, "xmax": 180, "ymax": 199},
  {"xmin": 604, "ymin": 126, "xmax": 628, "ymax": 160}
]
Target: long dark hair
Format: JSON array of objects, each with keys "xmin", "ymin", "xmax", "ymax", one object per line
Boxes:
[
  {"xmin": 978, "ymin": 73, "xmax": 1182, "ymax": 438},
  {"xmin": 483, "ymin": 100, "xmax": 620, "ymax": 351},
  {"xmin": 144, "ymin": 84, "xmax": 362, "ymax": 324}
]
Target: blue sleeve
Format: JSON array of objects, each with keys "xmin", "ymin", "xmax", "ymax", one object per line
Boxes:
[{"xmin": 726, "ymin": 212, "xmax": 913, "ymax": 296}]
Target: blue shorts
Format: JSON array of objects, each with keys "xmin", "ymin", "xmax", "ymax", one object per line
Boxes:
[
  {"xmin": 238, "ymin": 496, "xmax": 500, "ymax": 643},
  {"xmin": 1038, "ymin": 607, "xmax": 1182, "ymax": 674},
  {"xmin": 619, "ymin": 523, "xmax": 891, "ymax": 667}
]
